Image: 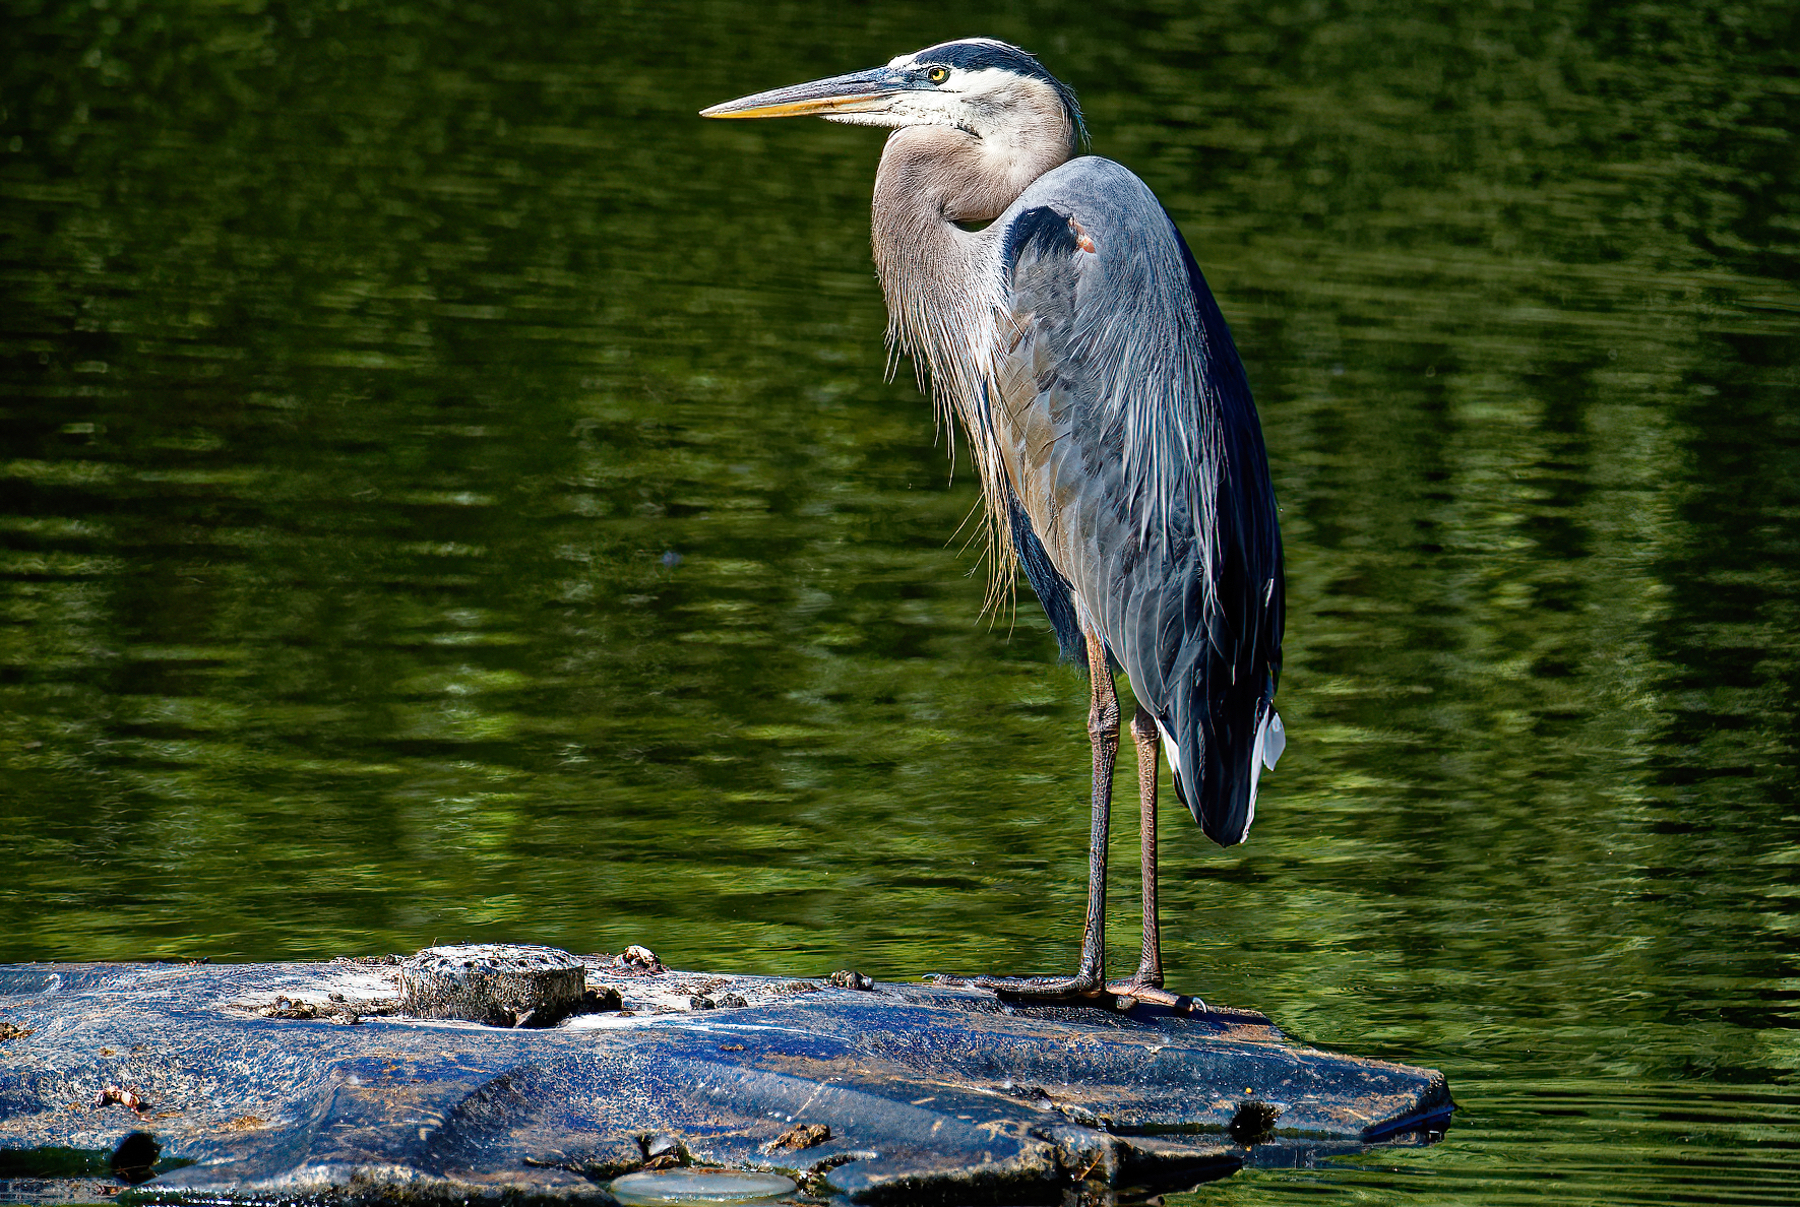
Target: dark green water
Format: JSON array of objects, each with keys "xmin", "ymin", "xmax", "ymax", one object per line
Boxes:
[{"xmin": 3, "ymin": 1, "xmax": 1797, "ymax": 1201}]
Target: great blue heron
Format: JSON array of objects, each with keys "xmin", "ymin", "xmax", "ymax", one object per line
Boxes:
[{"xmin": 703, "ymin": 38, "xmax": 1284, "ymax": 1008}]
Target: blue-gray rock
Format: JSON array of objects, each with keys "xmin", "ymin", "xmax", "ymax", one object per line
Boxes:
[{"xmin": 0, "ymin": 957, "xmax": 1452, "ymax": 1204}]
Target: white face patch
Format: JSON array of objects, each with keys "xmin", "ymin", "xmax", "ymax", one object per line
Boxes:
[
  {"xmin": 937, "ymin": 66, "xmax": 1032, "ymax": 102},
  {"xmin": 853, "ymin": 53, "xmax": 1068, "ymax": 141}
]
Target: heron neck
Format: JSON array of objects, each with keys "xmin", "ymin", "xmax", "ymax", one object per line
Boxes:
[
  {"xmin": 869, "ymin": 124, "xmax": 1071, "ymax": 390},
  {"xmin": 869, "ymin": 121, "xmax": 1072, "ymax": 608}
]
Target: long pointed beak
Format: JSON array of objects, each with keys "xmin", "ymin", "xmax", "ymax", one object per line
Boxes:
[{"xmin": 700, "ymin": 66, "xmax": 921, "ymax": 120}]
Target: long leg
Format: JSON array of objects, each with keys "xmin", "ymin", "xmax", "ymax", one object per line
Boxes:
[
  {"xmin": 931, "ymin": 630, "xmax": 1117, "ymax": 998},
  {"xmin": 1130, "ymin": 706, "xmax": 1165, "ymax": 985},
  {"xmin": 1106, "ymin": 705, "xmax": 1186, "ymax": 1009}
]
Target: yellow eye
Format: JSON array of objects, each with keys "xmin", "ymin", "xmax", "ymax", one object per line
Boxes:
[{"xmin": 927, "ymin": 66, "xmax": 949, "ymax": 84}]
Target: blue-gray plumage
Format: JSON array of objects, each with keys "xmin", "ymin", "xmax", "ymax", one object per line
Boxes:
[
  {"xmin": 996, "ymin": 157, "xmax": 1284, "ymax": 848},
  {"xmin": 704, "ymin": 38, "xmax": 1284, "ymax": 1007}
]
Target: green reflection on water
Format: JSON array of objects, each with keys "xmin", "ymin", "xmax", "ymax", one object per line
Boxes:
[{"xmin": 2, "ymin": 1, "xmax": 1796, "ymax": 1202}]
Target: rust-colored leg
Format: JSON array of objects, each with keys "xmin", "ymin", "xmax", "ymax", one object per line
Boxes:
[
  {"xmin": 931, "ymin": 630, "xmax": 1116, "ymax": 999},
  {"xmin": 1106, "ymin": 706, "xmax": 1187, "ymax": 1010}
]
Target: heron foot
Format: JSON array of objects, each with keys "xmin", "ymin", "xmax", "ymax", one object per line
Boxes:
[
  {"xmin": 1103, "ymin": 978, "xmax": 1199, "ymax": 1012},
  {"xmin": 925, "ymin": 972, "xmax": 1107, "ymax": 1002}
]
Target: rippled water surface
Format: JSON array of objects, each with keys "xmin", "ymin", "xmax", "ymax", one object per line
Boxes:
[{"xmin": 3, "ymin": 1, "xmax": 1797, "ymax": 1202}]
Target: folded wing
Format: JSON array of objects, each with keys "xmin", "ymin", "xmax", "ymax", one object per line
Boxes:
[{"xmin": 989, "ymin": 157, "xmax": 1285, "ymax": 846}]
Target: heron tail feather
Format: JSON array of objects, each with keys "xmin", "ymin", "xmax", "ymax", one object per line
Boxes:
[{"xmin": 1165, "ymin": 679, "xmax": 1282, "ymax": 847}]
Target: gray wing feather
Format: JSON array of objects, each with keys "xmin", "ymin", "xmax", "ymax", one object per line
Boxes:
[{"xmin": 992, "ymin": 157, "xmax": 1284, "ymax": 847}]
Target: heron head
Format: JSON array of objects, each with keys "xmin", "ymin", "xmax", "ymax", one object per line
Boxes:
[{"xmin": 701, "ymin": 38, "xmax": 1085, "ymax": 151}]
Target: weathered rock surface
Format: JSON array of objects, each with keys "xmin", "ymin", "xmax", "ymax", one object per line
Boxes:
[
  {"xmin": 0, "ymin": 957, "xmax": 1452, "ymax": 1205},
  {"xmin": 399, "ymin": 944, "xmax": 585, "ymax": 1028}
]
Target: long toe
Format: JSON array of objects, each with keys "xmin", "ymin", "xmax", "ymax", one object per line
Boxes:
[
  {"xmin": 928, "ymin": 972, "xmax": 1106, "ymax": 1001},
  {"xmin": 1104, "ymin": 979, "xmax": 1191, "ymax": 1011}
]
